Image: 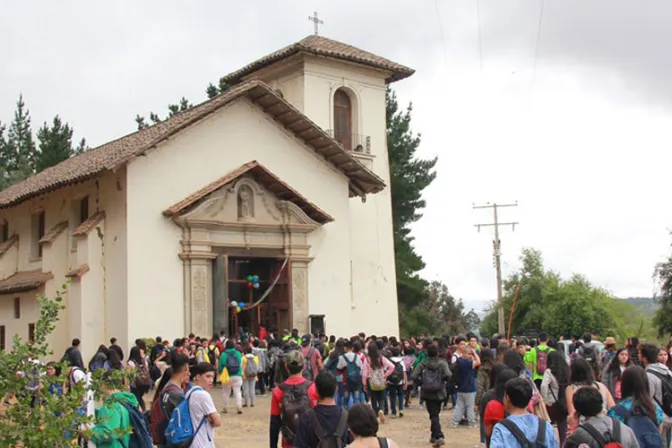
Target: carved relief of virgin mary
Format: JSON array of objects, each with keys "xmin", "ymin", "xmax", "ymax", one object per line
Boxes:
[{"xmin": 237, "ymin": 185, "xmax": 254, "ymax": 220}]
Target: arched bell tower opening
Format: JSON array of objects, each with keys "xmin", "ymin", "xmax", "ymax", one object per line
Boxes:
[{"xmin": 332, "ymin": 87, "xmax": 360, "ymax": 152}]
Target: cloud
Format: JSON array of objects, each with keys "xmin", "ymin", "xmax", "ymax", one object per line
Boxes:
[{"xmin": 1, "ymin": 0, "xmax": 671, "ymax": 313}]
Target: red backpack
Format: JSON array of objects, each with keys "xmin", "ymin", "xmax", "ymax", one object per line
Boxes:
[{"xmin": 149, "ymin": 383, "xmax": 183, "ymax": 444}]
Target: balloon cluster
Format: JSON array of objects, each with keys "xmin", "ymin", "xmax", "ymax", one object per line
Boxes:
[
  {"xmin": 230, "ymin": 300, "xmax": 247, "ymax": 313},
  {"xmin": 246, "ymin": 275, "xmax": 260, "ymax": 289}
]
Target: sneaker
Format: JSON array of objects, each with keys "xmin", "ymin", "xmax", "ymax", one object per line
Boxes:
[
  {"xmin": 433, "ymin": 439, "xmax": 446, "ymax": 447},
  {"xmin": 221, "ymin": 408, "xmax": 228, "ymax": 414},
  {"xmin": 451, "ymin": 423, "xmax": 459, "ymax": 429},
  {"xmin": 378, "ymin": 410, "xmax": 385, "ymax": 424},
  {"xmin": 429, "ymin": 439, "xmax": 436, "ymax": 444},
  {"xmin": 237, "ymin": 410, "xmax": 243, "ymax": 415},
  {"xmin": 399, "ymin": 411, "xmax": 404, "ymax": 418},
  {"xmin": 243, "ymin": 404, "xmax": 248, "ymax": 408},
  {"xmin": 391, "ymin": 414, "xmax": 397, "ymax": 419}
]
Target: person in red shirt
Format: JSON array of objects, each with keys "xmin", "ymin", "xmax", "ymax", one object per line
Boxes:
[
  {"xmin": 483, "ymin": 368, "xmax": 518, "ymax": 447},
  {"xmin": 270, "ymin": 350, "xmax": 318, "ymax": 447}
]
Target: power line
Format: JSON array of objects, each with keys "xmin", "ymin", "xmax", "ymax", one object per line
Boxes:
[
  {"xmin": 474, "ymin": 202, "xmax": 519, "ymax": 335},
  {"xmin": 435, "ymin": 0, "xmax": 449, "ymax": 66},
  {"xmin": 530, "ymin": 0, "xmax": 546, "ymax": 92}
]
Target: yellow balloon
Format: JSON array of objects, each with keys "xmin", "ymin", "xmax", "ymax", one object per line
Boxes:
[{"xmin": 236, "ymin": 307, "xmax": 241, "ymax": 313}]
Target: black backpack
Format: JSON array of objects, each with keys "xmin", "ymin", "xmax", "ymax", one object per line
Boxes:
[
  {"xmin": 387, "ymin": 360, "xmax": 404, "ymax": 386},
  {"xmin": 307, "ymin": 408, "xmax": 348, "ymax": 448},
  {"xmin": 579, "ymin": 418, "xmax": 624, "ymax": 448},
  {"xmin": 647, "ymin": 370, "xmax": 672, "ymax": 417},
  {"xmin": 498, "ymin": 418, "xmax": 548, "ymax": 447},
  {"xmin": 448, "ymin": 358, "xmax": 461, "ymax": 392},
  {"xmin": 279, "ymin": 381, "xmax": 313, "ymax": 445},
  {"xmin": 420, "ymin": 364, "xmax": 443, "ymax": 395}
]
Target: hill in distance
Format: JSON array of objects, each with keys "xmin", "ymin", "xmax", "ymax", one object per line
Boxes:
[{"xmin": 622, "ymin": 297, "xmax": 657, "ymax": 316}]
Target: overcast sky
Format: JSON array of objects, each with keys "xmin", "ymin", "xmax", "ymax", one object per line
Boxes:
[{"xmin": 2, "ymin": 1, "xmax": 671, "ymax": 312}]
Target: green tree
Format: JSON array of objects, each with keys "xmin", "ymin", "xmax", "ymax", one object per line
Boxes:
[
  {"xmin": 0, "ymin": 285, "xmax": 130, "ymax": 446},
  {"xmin": 206, "ymin": 79, "xmax": 232, "ymax": 99},
  {"xmin": 653, "ymin": 245, "xmax": 672, "ymax": 337},
  {"xmin": 0, "ymin": 121, "xmax": 10, "ymax": 190},
  {"xmin": 135, "ymin": 97, "xmax": 194, "ymax": 130},
  {"xmin": 386, "ymin": 88, "xmax": 437, "ymax": 330},
  {"xmin": 5, "ymin": 95, "xmax": 36, "ymax": 184},
  {"xmin": 34, "ymin": 116, "xmax": 75, "ymax": 173},
  {"xmin": 480, "ymin": 248, "xmax": 626, "ymax": 339}
]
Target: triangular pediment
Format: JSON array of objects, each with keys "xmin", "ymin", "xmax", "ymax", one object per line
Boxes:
[{"xmin": 164, "ymin": 161, "xmax": 333, "ymax": 230}]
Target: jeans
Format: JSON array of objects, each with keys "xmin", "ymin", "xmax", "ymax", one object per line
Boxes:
[
  {"xmin": 222, "ymin": 376, "xmax": 243, "ymax": 410},
  {"xmin": 130, "ymin": 385, "xmax": 150, "ymax": 411},
  {"xmin": 347, "ymin": 388, "xmax": 365, "ymax": 408},
  {"xmin": 388, "ymin": 385, "xmax": 404, "ymax": 415},
  {"xmin": 452, "ymin": 391, "xmax": 476, "ymax": 425},
  {"xmin": 242, "ymin": 378, "xmax": 256, "ymax": 406},
  {"xmin": 369, "ymin": 389, "xmax": 386, "ymax": 415},
  {"xmin": 425, "ymin": 399, "xmax": 444, "ymax": 440},
  {"xmin": 335, "ymin": 380, "xmax": 345, "ymax": 407}
]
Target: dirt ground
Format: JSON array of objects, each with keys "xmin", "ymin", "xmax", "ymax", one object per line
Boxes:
[{"xmin": 209, "ymin": 386, "xmax": 480, "ymax": 448}]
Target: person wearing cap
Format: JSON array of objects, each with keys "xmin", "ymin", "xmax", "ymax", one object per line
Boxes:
[
  {"xmin": 270, "ymin": 350, "xmax": 319, "ymax": 448},
  {"xmin": 600, "ymin": 337, "xmax": 618, "ymax": 375},
  {"xmin": 301, "ymin": 335, "xmax": 323, "ymax": 381}
]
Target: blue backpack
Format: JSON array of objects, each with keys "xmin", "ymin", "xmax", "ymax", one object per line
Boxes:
[
  {"xmin": 345, "ymin": 355, "xmax": 361, "ymax": 386},
  {"xmin": 165, "ymin": 386, "xmax": 211, "ymax": 447},
  {"xmin": 120, "ymin": 402, "xmax": 154, "ymax": 448},
  {"xmin": 225, "ymin": 351, "xmax": 241, "ymax": 375},
  {"xmin": 610, "ymin": 404, "xmax": 663, "ymax": 448}
]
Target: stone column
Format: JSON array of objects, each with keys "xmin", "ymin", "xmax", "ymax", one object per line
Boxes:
[
  {"xmin": 291, "ymin": 259, "xmax": 309, "ymax": 334},
  {"xmin": 212, "ymin": 255, "xmax": 229, "ymax": 335},
  {"xmin": 182, "ymin": 255, "xmax": 215, "ymax": 337}
]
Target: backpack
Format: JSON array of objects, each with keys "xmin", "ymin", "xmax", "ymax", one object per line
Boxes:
[
  {"xmin": 207, "ymin": 346, "xmax": 218, "ymax": 366},
  {"xmin": 387, "ymin": 360, "xmax": 404, "ymax": 386},
  {"xmin": 302, "ymin": 348, "xmax": 315, "ymax": 381},
  {"xmin": 447, "ymin": 358, "xmax": 461, "ymax": 392},
  {"xmin": 165, "ymin": 387, "xmax": 210, "ymax": 448},
  {"xmin": 646, "ymin": 369, "xmax": 672, "ymax": 417},
  {"xmin": 582, "ymin": 346, "xmax": 599, "ymax": 368},
  {"xmin": 579, "ymin": 417, "xmax": 624, "ymax": 448},
  {"xmin": 368, "ymin": 364, "xmax": 387, "ymax": 392},
  {"xmin": 60, "ymin": 347, "xmax": 73, "ymax": 365},
  {"xmin": 344, "ymin": 356, "xmax": 362, "ymax": 386},
  {"xmin": 535, "ymin": 347, "xmax": 550, "ymax": 375},
  {"xmin": 421, "ymin": 364, "xmax": 443, "ymax": 395},
  {"xmin": 610, "ymin": 404, "xmax": 663, "ymax": 448},
  {"xmin": 279, "ymin": 381, "xmax": 313, "ymax": 445},
  {"xmin": 498, "ymin": 418, "xmax": 548, "ymax": 448},
  {"xmin": 307, "ymin": 408, "xmax": 348, "ymax": 448},
  {"xmin": 244, "ymin": 355, "xmax": 259, "ymax": 378},
  {"xmin": 225, "ymin": 351, "xmax": 241, "ymax": 375},
  {"xmin": 133, "ymin": 360, "xmax": 152, "ymax": 388},
  {"xmin": 120, "ymin": 402, "xmax": 154, "ymax": 448},
  {"xmin": 150, "ymin": 384, "xmax": 183, "ymax": 445}
]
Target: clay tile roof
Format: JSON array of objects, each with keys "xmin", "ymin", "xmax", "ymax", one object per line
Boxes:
[
  {"xmin": 164, "ymin": 160, "xmax": 334, "ymax": 225},
  {"xmin": 221, "ymin": 35, "xmax": 415, "ymax": 85},
  {"xmin": 65, "ymin": 265, "xmax": 89, "ymax": 278},
  {"xmin": 0, "ymin": 79, "xmax": 384, "ymax": 210},
  {"xmin": 0, "ymin": 270, "xmax": 53, "ymax": 295},
  {"xmin": 72, "ymin": 211, "xmax": 105, "ymax": 237},
  {"xmin": 39, "ymin": 221, "xmax": 69, "ymax": 244},
  {"xmin": 0, "ymin": 234, "xmax": 18, "ymax": 256}
]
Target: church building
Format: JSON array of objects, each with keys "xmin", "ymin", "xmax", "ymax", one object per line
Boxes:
[{"xmin": 0, "ymin": 35, "xmax": 414, "ymax": 359}]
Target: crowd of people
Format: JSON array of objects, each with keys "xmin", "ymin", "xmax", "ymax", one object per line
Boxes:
[{"xmin": 10, "ymin": 328, "xmax": 672, "ymax": 448}]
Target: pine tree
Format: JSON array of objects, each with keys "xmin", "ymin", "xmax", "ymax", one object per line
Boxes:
[
  {"xmin": 386, "ymin": 88, "xmax": 438, "ymax": 332},
  {"xmin": 6, "ymin": 95, "xmax": 36, "ymax": 184},
  {"xmin": 74, "ymin": 138, "xmax": 88, "ymax": 155},
  {"xmin": 35, "ymin": 116, "xmax": 74, "ymax": 173},
  {"xmin": 0, "ymin": 121, "xmax": 10, "ymax": 190}
]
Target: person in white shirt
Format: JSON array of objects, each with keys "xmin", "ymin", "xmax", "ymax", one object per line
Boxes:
[
  {"xmin": 387, "ymin": 346, "xmax": 408, "ymax": 418},
  {"xmin": 188, "ymin": 362, "xmax": 221, "ymax": 448}
]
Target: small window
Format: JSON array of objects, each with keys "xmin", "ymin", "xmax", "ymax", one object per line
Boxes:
[
  {"xmin": 0, "ymin": 325, "xmax": 5, "ymax": 350},
  {"xmin": 14, "ymin": 297, "xmax": 20, "ymax": 319},
  {"xmin": 31, "ymin": 211, "xmax": 45, "ymax": 259},
  {"xmin": 334, "ymin": 89, "xmax": 353, "ymax": 150},
  {"xmin": 0, "ymin": 220, "xmax": 8, "ymax": 243},
  {"xmin": 79, "ymin": 196, "xmax": 89, "ymax": 224},
  {"xmin": 28, "ymin": 323, "xmax": 35, "ymax": 343}
]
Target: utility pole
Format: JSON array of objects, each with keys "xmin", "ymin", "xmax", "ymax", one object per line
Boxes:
[{"xmin": 474, "ymin": 202, "xmax": 519, "ymax": 335}]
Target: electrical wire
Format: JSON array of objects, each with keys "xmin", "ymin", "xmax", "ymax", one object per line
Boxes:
[{"xmin": 435, "ymin": 0, "xmax": 449, "ymax": 67}]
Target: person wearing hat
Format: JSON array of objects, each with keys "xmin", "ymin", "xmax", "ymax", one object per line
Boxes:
[
  {"xmin": 600, "ymin": 337, "xmax": 618, "ymax": 375},
  {"xmin": 301, "ymin": 335, "xmax": 323, "ymax": 382},
  {"xmin": 270, "ymin": 350, "xmax": 319, "ymax": 448}
]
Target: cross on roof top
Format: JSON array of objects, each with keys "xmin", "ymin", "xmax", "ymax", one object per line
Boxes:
[{"xmin": 308, "ymin": 12, "xmax": 324, "ymax": 36}]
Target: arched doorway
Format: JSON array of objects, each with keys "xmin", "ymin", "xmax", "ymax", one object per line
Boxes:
[{"xmin": 333, "ymin": 89, "xmax": 352, "ymax": 150}]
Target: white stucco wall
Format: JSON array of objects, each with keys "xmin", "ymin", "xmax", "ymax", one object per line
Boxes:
[
  {"xmin": 125, "ymin": 99, "xmax": 353, "ymax": 340},
  {"xmin": 0, "ymin": 171, "xmax": 127, "ymax": 361},
  {"xmin": 0, "ymin": 290, "xmax": 41, "ymax": 349},
  {"xmin": 300, "ymin": 58, "xmax": 400, "ymax": 336}
]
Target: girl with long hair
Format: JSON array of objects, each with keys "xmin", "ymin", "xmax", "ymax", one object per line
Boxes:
[
  {"xmin": 541, "ymin": 351, "xmax": 570, "ymax": 445},
  {"xmin": 88, "ymin": 345, "xmax": 109, "ymax": 372},
  {"xmin": 607, "ymin": 365, "xmax": 663, "ymax": 429},
  {"xmin": 566, "ymin": 358, "xmax": 615, "ymax": 428},
  {"xmin": 603, "ymin": 347, "xmax": 632, "ymax": 400},
  {"xmin": 127, "ymin": 345, "xmax": 151, "ymax": 411},
  {"xmin": 104, "ymin": 348, "xmax": 123, "ymax": 370},
  {"xmin": 362, "ymin": 343, "xmax": 394, "ymax": 422}
]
